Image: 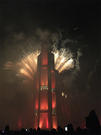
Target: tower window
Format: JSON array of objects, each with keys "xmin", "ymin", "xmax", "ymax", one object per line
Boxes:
[{"xmin": 40, "ymin": 86, "xmax": 48, "ymax": 91}]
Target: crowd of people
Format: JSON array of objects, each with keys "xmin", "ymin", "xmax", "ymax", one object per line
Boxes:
[{"xmin": 0, "ymin": 110, "xmax": 101, "ymax": 135}]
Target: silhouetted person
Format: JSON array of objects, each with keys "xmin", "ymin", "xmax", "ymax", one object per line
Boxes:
[
  {"xmin": 20, "ymin": 128, "xmax": 27, "ymax": 135},
  {"xmin": 57, "ymin": 126, "xmax": 64, "ymax": 135},
  {"xmin": 37, "ymin": 126, "xmax": 41, "ymax": 135},
  {"xmin": 86, "ymin": 110, "xmax": 100, "ymax": 133},
  {"xmin": 67, "ymin": 123, "xmax": 74, "ymax": 135},
  {"xmin": 51, "ymin": 128, "xmax": 57, "ymax": 135}
]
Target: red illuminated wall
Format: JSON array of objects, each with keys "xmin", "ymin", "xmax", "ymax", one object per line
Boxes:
[
  {"xmin": 52, "ymin": 92, "xmax": 56, "ymax": 109},
  {"xmin": 52, "ymin": 116, "xmax": 57, "ymax": 129},
  {"xmin": 41, "ymin": 67, "xmax": 48, "ymax": 86},
  {"xmin": 39, "ymin": 113, "xmax": 49, "ymax": 129},
  {"xmin": 41, "ymin": 50, "xmax": 48, "ymax": 65},
  {"xmin": 40, "ymin": 91, "xmax": 48, "ymax": 110},
  {"xmin": 35, "ymin": 79, "xmax": 39, "ymax": 110},
  {"xmin": 35, "ymin": 96, "xmax": 39, "ymax": 110}
]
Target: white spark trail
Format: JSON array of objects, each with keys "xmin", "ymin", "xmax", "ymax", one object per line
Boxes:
[{"xmin": 4, "ymin": 47, "xmax": 75, "ymax": 81}]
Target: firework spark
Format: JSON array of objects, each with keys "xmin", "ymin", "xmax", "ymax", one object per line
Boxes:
[
  {"xmin": 17, "ymin": 52, "xmax": 39, "ymax": 80},
  {"xmin": 52, "ymin": 47, "xmax": 74, "ymax": 73},
  {"xmin": 4, "ymin": 51, "xmax": 40, "ymax": 81},
  {"xmin": 4, "ymin": 47, "xmax": 74, "ymax": 81}
]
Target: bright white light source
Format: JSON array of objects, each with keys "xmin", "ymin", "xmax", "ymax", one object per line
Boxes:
[
  {"xmin": 65, "ymin": 126, "xmax": 68, "ymax": 132},
  {"xmin": 62, "ymin": 92, "xmax": 64, "ymax": 96}
]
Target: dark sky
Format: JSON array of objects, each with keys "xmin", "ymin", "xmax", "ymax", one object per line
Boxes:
[{"xmin": 0, "ymin": 0, "xmax": 101, "ymax": 129}]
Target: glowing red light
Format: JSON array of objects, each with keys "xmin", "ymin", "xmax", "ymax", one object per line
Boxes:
[
  {"xmin": 41, "ymin": 67, "xmax": 48, "ymax": 86},
  {"xmin": 39, "ymin": 113, "xmax": 49, "ymax": 129},
  {"xmin": 35, "ymin": 99, "xmax": 38, "ymax": 110},
  {"xmin": 46, "ymin": 119, "xmax": 49, "ymax": 128},
  {"xmin": 39, "ymin": 120, "xmax": 43, "ymax": 128},
  {"xmin": 52, "ymin": 116, "xmax": 57, "ymax": 129},
  {"xmin": 52, "ymin": 92, "xmax": 56, "ymax": 109},
  {"xmin": 41, "ymin": 51, "xmax": 48, "ymax": 65},
  {"xmin": 40, "ymin": 91, "xmax": 48, "ymax": 110}
]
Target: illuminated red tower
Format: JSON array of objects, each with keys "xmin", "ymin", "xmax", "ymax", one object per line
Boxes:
[{"xmin": 34, "ymin": 44, "xmax": 57, "ymax": 129}]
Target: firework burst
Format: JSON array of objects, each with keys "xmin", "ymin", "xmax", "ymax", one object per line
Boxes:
[
  {"xmin": 17, "ymin": 51, "xmax": 39, "ymax": 80},
  {"xmin": 4, "ymin": 47, "xmax": 74, "ymax": 81},
  {"xmin": 52, "ymin": 47, "xmax": 74, "ymax": 73},
  {"xmin": 4, "ymin": 51, "xmax": 40, "ymax": 81}
]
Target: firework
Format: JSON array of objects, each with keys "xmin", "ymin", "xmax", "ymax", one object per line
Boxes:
[
  {"xmin": 52, "ymin": 47, "xmax": 74, "ymax": 73},
  {"xmin": 4, "ymin": 47, "xmax": 74, "ymax": 81},
  {"xmin": 17, "ymin": 52, "xmax": 39, "ymax": 80},
  {"xmin": 4, "ymin": 51, "xmax": 40, "ymax": 81}
]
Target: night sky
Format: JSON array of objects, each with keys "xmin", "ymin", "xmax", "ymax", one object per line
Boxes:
[{"xmin": 0, "ymin": 0, "xmax": 101, "ymax": 129}]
